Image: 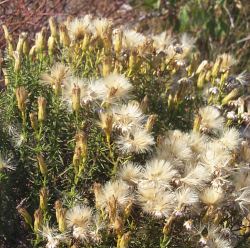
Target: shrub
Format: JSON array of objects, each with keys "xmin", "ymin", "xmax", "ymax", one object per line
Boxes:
[{"xmin": 0, "ymin": 14, "xmax": 250, "ymax": 247}]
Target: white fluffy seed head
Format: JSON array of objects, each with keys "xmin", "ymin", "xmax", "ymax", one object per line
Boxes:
[
  {"xmin": 198, "ymin": 106, "xmax": 225, "ymax": 133},
  {"xmin": 152, "ymin": 31, "xmax": 175, "ymax": 52},
  {"xmin": 200, "ymin": 186, "xmax": 224, "ymax": 206},
  {"xmin": 180, "ymin": 163, "xmax": 211, "ymax": 189},
  {"xmin": 94, "ymin": 73, "xmax": 132, "ymax": 104},
  {"xmin": 176, "ymin": 186, "xmax": 199, "ymax": 209},
  {"xmin": 138, "ymin": 189, "xmax": 174, "ymax": 219},
  {"xmin": 116, "ymin": 162, "xmax": 142, "ymax": 184},
  {"xmin": 122, "ymin": 29, "xmax": 145, "ymax": 51},
  {"xmin": 218, "ymin": 127, "xmax": 242, "ymax": 150},
  {"xmin": 66, "ymin": 204, "xmax": 92, "ymax": 229},
  {"xmin": 157, "ymin": 130, "xmax": 194, "ymax": 165},
  {"xmin": 40, "ymin": 62, "xmax": 72, "ymax": 87},
  {"xmin": 116, "ymin": 128, "xmax": 155, "ymax": 154},
  {"xmin": 111, "ymin": 103, "xmax": 144, "ymax": 134},
  {"xmin": 142, "ymin": 159, "xmax": 177, "ymax": 187},
  {"xmin": 102, "ymin": 180, "xmax": 133, "ymax": 212},
  {"xmin": 218, "ymin": 53, "xmax": 237, "ymax": 73}
]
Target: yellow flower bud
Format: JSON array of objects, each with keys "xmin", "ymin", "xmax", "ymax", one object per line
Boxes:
[
  {"xmin": 150, "ymin": 51, "xmax": 165, "ymax": 69},
  {"xmin": 49, "ymin": 17, "xmax": 57, "ymax": 39},
  {"xmin": 129, "ymin": 50, "xmax": 137, "ymax": 71},
  {"xmin": 75, "ymin": 131, "xmax": 87, "ymax": 158},
  {"xmin": 73, "ymin": 146, "xmax": 82, "ymax": 167},
  {"xmin": 30, "ymin": 113, "xmax": 38, "ymax": 131},
  {"xmin": 202, "ymin": 206, "xmax": 215, "ymax": 223},
  {"xmin": 12, "ymin": 51, "xmax": 22, "ymax": 72},
  {"xmin": 72, "ymin": 85, "xmax": 81, "ymax": 112},
  {"xmin": 196, "ymin": 60, "xmax": 208, "ymax": 75},
  {"xmin": 54, "ymin": 80, "xmax": 62, "ymax": 96},
  {"xmin": 23, "ymin": 40, "xmax": 29, "ymax": 56},
  {"xmin": 34, "ymin": 207, "xmax": 43, "ymax": 233},
  {"xmin": 93, "ymin": 182, "xmax": 103, "ymax": 209},
  {"xmin": 145, "ymin": 115, "xmax": 157, "ymax": 133},
  {"xmin": 211, "ymin": 57, "xmax": 222, "ymax": 79},
  {"xmin": 59, "ymin": 24, "xmax": 70, "ymax": 47},
  {"xmin": 123, "ymin": 200, "xmax": 133, "ymax": 221},
  {"xmin": 37, "ymin": 154, "xmax": 48, "ymax": 175},
  {"xmin": 197, "ymin": 69, "xmax": 206, "ymax": 90},
  {"xmin": 2, "ymin": 25, "xmax": 9, "ymax": 40},
  {"xmin": 2, "ymin": 68, "xmax": 10, "ymax": 87},
  {"xmin": 35, "ymin": 27, "xmax": 47, "ymax": 53},
  {"xmin": 8, "ymin": 36, "xmax": 15, "ymax": 56},
  {"xmin": 241, "ymin": 216, "xmax": 250, "ymax": 235},
  {"xmin": 48, "ymin": 36, "xmax": 55, "ymax": 54},
  {"xmin": 38, "ymin": 96, "xmax": 47, "ymax": 122},
  {"xmin": 102, "ymin": 56, "xmax": 112, "ymax": 77},
  {"xmin": 221, "ymin": 88, "xmax": 239, "ymax": 106},
  {"xmin": 89, "ymin": 35, "xmax": 97, "ymax": 52},
  {"xmin": 113, "ymin": 216, "xmax": 124, "ymax": 237},
  {"xmin": 120, "ymin": 232, "xmax": 131, "ymax": 248},
  {"xmin": 163, "ymin": 216, "xmax": 175, "ymax": 235},
  {"xmin": 220, "ymin": 69, "xmax": 229, "ymax": 89},
  {"xmin": 205, "ymin": 70, "xmax": 212, "ymax": 82},
  {"xmin": 58, "ymin": 208, "xmax": 67, "ymax": 233},
  {"xmin": 16, "ymin": 36, "xmax": 25, "ymax": 55},
  {"xmin": 114, "ymin": 29, "xmax": 123, "ymax": 57},
  {"xmin": 103, "ymin": 36, "xmax": 112, "ymax": 56},
  {"xmin": 18, "ymin": 208, "xmax": 32, "ymax": 225},
  {"xmin": 55, "ymin": 200, "xmax": 63, "ymax": 224},
  {"xmin": 114, "ymin": 60, "xmax": 123, "ymax": 74},
  {"xmin": 82, "ymin": 31, "xmax": 91, "ymax": 51},
  {"xmin": 238, "ymin": 98, "xmax": 245, "ymax": 116},
  {"xmin": 193, "ymin": 114, "xmax": 201, "ymax": 133},
  {"xmin": 66, "ymin": 16, "xmax": 73, "ymax": 27},
  {"xmin": 213, "ymin": 209, "xmax": 224, "ymax": 225},
  {"xmin": 102, "ymin": 113, "xmax": 113, "ymax": 136},
  {"xmin": 16, "ymin": 86, "xmax": 27, "ymax": 112},
  {"xmin": 140, "ymin": 95, "xmax": 149, "ymax": 113},
  {"xmin": 188, "ymin": 53, "xmax": 199, "ymax": 76},
  {"xmin": 29, "ymin": 45, "xmax": 36, "ymax": 57},
  {"xmin": 39, "ymin": 187, "xmax": 48, "ymax": 212}
]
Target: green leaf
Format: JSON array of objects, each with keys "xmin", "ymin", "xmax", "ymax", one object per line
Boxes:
[
  {"xmin": 178, "ymin": 5, "xmax": 190, "ymax": 26},
  {"xmin": 141, "ymin": 0, "xmax": 159, "ymax": 9},
  {"xmin": 217, "ymin": 19, "xmax": 228, "ymax": 37},
  {"xmin": 206, "ymin": 19, "xmax": 215, "ymax": 37}
]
